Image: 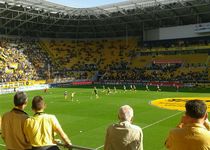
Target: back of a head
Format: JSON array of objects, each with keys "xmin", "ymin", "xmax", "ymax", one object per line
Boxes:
[
  {"xmin": 32, "ymin": 96, "xmax": 45, "ymax": 111},
  {"xmin": 14, "ymin": 91, "xmax": 28, "ymax": 106},
  {"xmin": 185, "ymin": 100, "xmax": 207, "ymax": 119},
  {"xmin": 118, "ymin": 105, "xmax": 134, "ymax": 122}
]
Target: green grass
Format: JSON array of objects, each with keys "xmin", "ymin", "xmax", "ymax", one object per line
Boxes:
[{"xmin": 0, "ymin": 85, "xmax": 210, "ymax": 150}]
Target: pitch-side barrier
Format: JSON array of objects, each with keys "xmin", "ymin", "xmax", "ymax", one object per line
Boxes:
[{"xmin": 57, "ymin": 143, "xmax": 96, "ymax": 150}]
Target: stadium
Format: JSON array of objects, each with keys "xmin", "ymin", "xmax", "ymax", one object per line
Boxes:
[{"xmin": 1, "ymin": 0, "xmax": 210, "ymax": 149}]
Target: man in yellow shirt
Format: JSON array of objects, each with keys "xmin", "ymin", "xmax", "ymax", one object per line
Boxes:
[
  {"xmin": 1, "ymin": 91, "xmax": 31, "ymax": 150},
  {"xmin": 165, "ymin": 100, "xmax": 210, "ymax": 150},
  {"xmin": 24, "ymin": 96, "xmax": 71, "ymax": 150},
  {"xmin": 104, "ymin": 105, "xmax": 143, "ymax": 150}
]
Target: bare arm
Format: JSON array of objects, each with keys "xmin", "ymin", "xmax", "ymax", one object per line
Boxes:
[
  {"xmin": 55, "ymin": 126, "xmax": 71, "ymax": 146},
  {"xmin": 52, "ymin": 116, "xmax": 71, "ymax": 146}
]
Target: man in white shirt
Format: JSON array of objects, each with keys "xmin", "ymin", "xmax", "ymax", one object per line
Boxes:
[{"xmin": 104, "ymin": 105, "xmax": 143, "ymax": 150}]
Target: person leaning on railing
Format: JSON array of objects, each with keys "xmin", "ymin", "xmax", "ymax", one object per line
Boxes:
[{"xmin": 23, "ymin": 96, "xmax": 71, "ymax": 150}]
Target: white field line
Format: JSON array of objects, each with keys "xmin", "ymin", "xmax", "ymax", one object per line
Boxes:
[
  {"xmin": 95, "ymin": 111, "xmax": 182, "ymax": 150},
  {"xmin": 0, "ymin": 143, "xmax": 5, "ymax": 147}
]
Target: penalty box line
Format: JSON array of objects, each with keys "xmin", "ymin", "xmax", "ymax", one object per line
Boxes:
[{"xmin": 95, "ymin": 111, "xmax": 182, "ymax": 150}]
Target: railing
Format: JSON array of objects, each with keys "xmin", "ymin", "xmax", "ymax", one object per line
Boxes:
[
  {"xmin": 0, "ymin": 142, "xmax": 96, "ymax": 150},
  {"xmin": 58, "ymin": 143, "xmax": 96, "ymax": 150}
]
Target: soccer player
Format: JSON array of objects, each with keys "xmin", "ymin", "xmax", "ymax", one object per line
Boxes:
[
  {"xmin": 93, "ymin": 87, "xmax": 99, "ymax": 99},
  {"xmin": 145, "ymin": 84, "xmax": 150, "ymax": 91},
  {"xmin": 113, "ymin": 86, "xmax": 117, "ymax": 93},
  {"xmin": 64, "ymin": 91, "xmax": 68, "ymax": 100},
  {"xmin": 130, "ymin": 85, "xmax": 133, "ymax": 91},
  {"xmin": 107, "ymin": 87, "xmax": 111, "ymax": 95},
  {"xmin": 133, "ymin": 85, "xmax": 137, "ymax": 92},
  {"xmin": 157, "ymin": 84, "xmax": 161, "ymax": 92},
  {"xmin": 123, "ymin": 85, "xmax": 127, "ymax": 92},
  {"xmin": 71, "ymin": 92, "xmax": 76, "ymax": 101},
  {"xmin": 176, "ymin": 84, "xmax": 179, "ymax": 92},
  {"xmin": 44, "ymin": 87, "xmax": 48, "ymax": 93},
  {"xmin": 102, "ymin": 85, "xmax": 106, "ymax": 92}
]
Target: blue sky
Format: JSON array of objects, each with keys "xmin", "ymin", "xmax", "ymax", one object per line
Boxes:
[{"xmin": 47, "ymin": 0, "xmax": 125, "ymax": 8}]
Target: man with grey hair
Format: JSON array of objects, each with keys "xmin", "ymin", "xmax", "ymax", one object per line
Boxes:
[
  {"xmin": 104, "ymin": 105, "xmax": 143, "ymax": 150},
  {"xmin": 1, "ymin": 91, "xmax": 31, "ymax": 150}
]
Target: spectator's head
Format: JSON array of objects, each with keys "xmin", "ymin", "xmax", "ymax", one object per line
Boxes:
[
  {"xmin": 118, "ymin": 105, "xmax": 134, "ymax": 122},
  {"xmin": 32, "ymin": 96, "xmax": 45, "ymax": 111},
  {"xmin": 14, "ymin": 92, "xmax": 28, "ymax": 108},
  {"xmin": 185, "ymin": 100, "xmax": 207, "ymax": 119}
]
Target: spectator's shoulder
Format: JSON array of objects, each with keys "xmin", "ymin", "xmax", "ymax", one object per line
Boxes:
[
  {"xmin": 168, "ymin": 127, "xmax": 184, "ymax": 136},
  {"xmin": 44, "ymin": 113, "xmax": 58, "ymax": 120},
  {"xmin": 2, "ymin": 111, "xmax": 14, "ymax": 119},
  {"xmin": 130, "ymin": 124, "xmax": 142, "ymax": 132},
  {"xmin": 24, "ymin": 116, "xmax": 33, "ymax": 125},
  {"xmin": 107, "ymin": 123, "xmax": 115, "ymax": 128},
  {"xmin": 106, "ymin": 123, "xmax": 118, "ymax": 132},
  {"xmin": 2, "ymin": 111, "xmax": 10, "ymax": 117}
]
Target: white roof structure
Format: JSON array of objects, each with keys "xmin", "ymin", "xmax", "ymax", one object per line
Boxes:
[
  {"xmin": 0, "ymin": 0, "xmax": 209, "ymax": 38},
  {"xmin": 0, "ymin": 0, "xmax": 192, "ymax": 18}
]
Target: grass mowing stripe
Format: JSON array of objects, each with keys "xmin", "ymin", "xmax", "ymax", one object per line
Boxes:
[{"xmin": 95, "ymin": 111, "xmax": 182, "ymax": 150}]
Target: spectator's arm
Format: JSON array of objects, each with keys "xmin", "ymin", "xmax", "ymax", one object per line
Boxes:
[
  {"xmin": 204, "ymin": 118, "xmax": 210, "ymax": 131},
  {"xmin": 23, "ymin": 119, "xmax": 30, "ymax": 143},
  {"xmin": 1, "ymin": 116, "xmax": 5, "ymax": 140},
  {"xmin": 138, "ymin": 128, "xmax": 143, "ymax": 150},
  {"xmin": 165, "ymin": 132, "xmax": 173, "ymax": 149},
  {"xmin": 52, "ymin": 116, "xmax": 71, "ymax": 146},
  {"xmin": 55, "ymin": 126, "xmax": 71, "ymax": 146}
]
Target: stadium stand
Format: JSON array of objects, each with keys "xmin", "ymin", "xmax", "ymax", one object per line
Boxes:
[
  {"xmin": 0, "ymin": 0, "xmax": 209, "ymax": 86},
  {"xmin": 0, "ymin": 37, "xmax": 53, "ymax": 82},
  {"xmin": 1, "ymin": 36, "xmax": 210, "ymax": 84}
]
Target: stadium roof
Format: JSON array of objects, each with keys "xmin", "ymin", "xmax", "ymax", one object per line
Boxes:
[{"xmin": 0, "ymin": 0, "xmax": 210, "ymax": 38}]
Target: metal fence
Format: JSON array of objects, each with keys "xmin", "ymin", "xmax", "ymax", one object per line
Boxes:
[{"xmin": 58, "ymin": 143, "xmax": 96, "ymax": 150}]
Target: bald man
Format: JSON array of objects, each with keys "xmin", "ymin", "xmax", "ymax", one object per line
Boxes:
[{"xmin": 104, "ymin": 105, "xmax": 143, "ymax": 150}]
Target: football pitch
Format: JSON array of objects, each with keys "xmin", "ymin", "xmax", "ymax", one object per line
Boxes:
[{"xmin": 0, "ymin": 85, "xmax": 210, "ymax": 150}]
